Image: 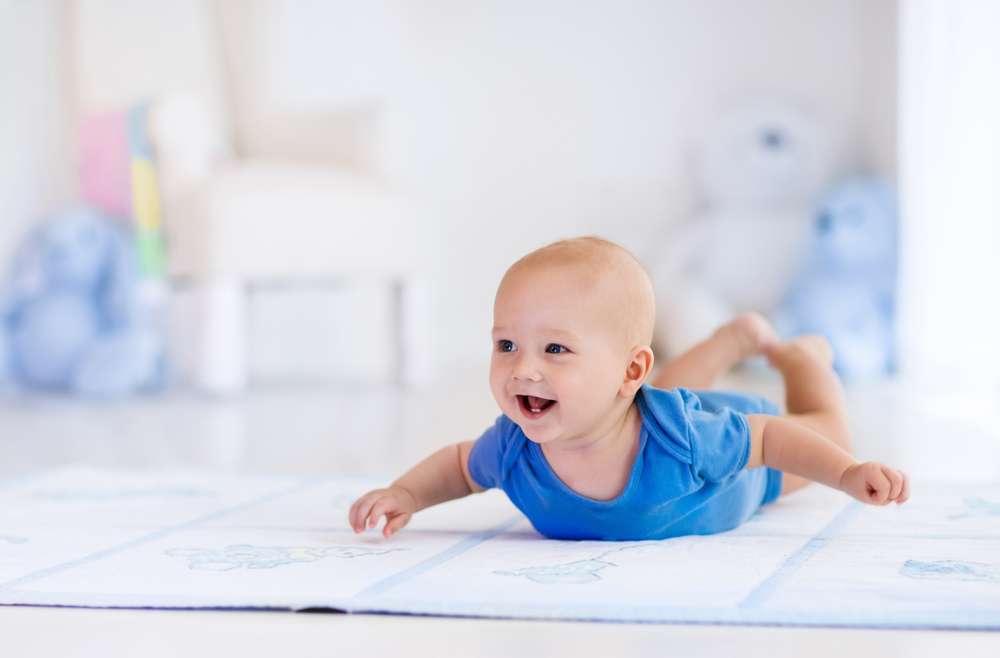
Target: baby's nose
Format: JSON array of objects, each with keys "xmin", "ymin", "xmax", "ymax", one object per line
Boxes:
[
  {"xmin": 514, "ymin": 371, "xmax": 542, "ymax": 382},
  {"xmin": 512, "ymin": 356, "xmax": 542, "ymax": 382}
]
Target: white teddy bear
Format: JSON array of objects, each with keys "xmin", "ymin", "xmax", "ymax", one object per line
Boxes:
[{"xmin": 651, "ymin": 100, "xmax": 834, "ymax": 358}]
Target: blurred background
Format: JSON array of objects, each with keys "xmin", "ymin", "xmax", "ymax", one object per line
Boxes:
[{"xmin": 0, "ymin": 0, "xmax": 997, "ymax": 479}]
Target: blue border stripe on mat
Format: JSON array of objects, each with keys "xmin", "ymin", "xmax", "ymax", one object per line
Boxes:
[
  {"xmin": 0, "ymin": 476, "xmax": 329, "ymax": 592},
  {"xmin": 739, "ymin": 501, "xmax": 861, "ymax": 609},
  {"xmin": 355, "ymin": 516, "xmax": 523, "ymax": 598}
]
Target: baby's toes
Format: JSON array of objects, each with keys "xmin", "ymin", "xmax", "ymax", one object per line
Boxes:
[
  {"xmin": 728, "ymin": 312, "xmax": 778, "ymax": 357},
  {"xmin": 799, "ymin": 335, "xmax": 834, "ymax": 364},
  {"xmin": 745, "ymin": 312, "xmax": 779, "ymax": 350}
]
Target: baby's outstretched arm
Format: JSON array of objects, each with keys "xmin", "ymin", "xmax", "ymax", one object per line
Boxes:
[
  {"xmin": 746, "ymin": 415, "xmax": 910, "ymax": 505},
  {"xmin": 348, "ymin": 441, "xmax": 483, "ymax": 538}
]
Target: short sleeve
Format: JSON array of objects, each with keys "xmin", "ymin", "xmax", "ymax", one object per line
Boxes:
[
  {"xmin": 466, "ymin": 416, "xmax": 510, "ymax": 489},
  {"xmin": 686, "ymin": 403, "xmax": 752, "ymax": 483}
]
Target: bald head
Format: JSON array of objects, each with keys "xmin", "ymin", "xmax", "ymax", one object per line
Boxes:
[{"xmin": 499, "ymin": 236, "xmax": 656, "ymax": 349}]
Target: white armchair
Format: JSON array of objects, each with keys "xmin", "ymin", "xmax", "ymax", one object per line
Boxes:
[
  {"xmin": 154, "ymin": 112, "xmax": 433, "ymax": 393},
  {"xmin": 73, "ymin": 0, "xmax": 434, "ymax": 393}
]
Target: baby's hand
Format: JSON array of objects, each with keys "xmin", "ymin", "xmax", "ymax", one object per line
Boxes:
[
  {"xmin": 348, "ymin": 486, "xmax": 418, "ymax": 538},
  {"xmin": 839, "ymin": 462, "xmax": 910, "ymax": 506}
]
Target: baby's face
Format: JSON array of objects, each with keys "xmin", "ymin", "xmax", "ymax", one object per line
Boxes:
[{"xmin": 490, "ymin": 265, "xmax": 633, "ymax": 445}]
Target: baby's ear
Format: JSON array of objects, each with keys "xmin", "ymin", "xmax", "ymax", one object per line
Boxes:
[{"xmin": 620, "ymin": 346, "xmax": 654, "ymax": 397}]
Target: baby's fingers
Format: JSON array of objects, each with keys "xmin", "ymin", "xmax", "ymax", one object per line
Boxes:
[
  {"xmin": 886, "ymin": 468, "xmax": 904, "ymax": 501},
  {"xmin": 365, "ymin": 497, "xmax": 399, "ymax": 530},
  {"xmin": 349, "ymin": 493, "xmax": 381, "ymax": 532},
  {"xmin": 867, "ymin": 467, "xmax": 891, "ymax": 504},
  {"xmin": 348, "ymin": 497, "xmax": 364, "ymax": 531},
  {"xmin": 383, "ymin": 513, "xmax": 411, "ymax": 538},
  {"xmin": 896, "ymin": 471, "xmax": 911, "ymax": 504}
]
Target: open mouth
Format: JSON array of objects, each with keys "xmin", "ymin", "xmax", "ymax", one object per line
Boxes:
[{"xmin": 517, "ymin": 394, "xmax": 557, "ymax": 419}]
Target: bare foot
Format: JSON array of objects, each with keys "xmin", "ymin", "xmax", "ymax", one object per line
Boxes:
[
  {"xmin": 715, "ymin": 312, "xmax": 779, "ymax": 361},
  {"xmin": 764, "ymin": 335, "xmax": 834, "ymax": 370}
]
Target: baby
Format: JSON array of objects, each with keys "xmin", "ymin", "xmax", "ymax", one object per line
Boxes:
[{"xmin": 349, "ymin": 237, "xmax": 909, "ymax": 540}]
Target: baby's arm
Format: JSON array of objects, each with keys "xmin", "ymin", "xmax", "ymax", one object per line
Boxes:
[
  {"xmin": 746, "ymin": 415, "xmax": 910, "ymax": 505},
  {"xmin": 348, "ymin": 441, "xmax": 483, "ymax": 538}
]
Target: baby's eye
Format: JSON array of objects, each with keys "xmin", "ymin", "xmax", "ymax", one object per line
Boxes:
[
  {"xmin": 545, "ymin": 343, "xmax": 568, "ymax": 354},
  {"xmin": 496, "ymin": 339, "xmax": 516, "ymax": 353}
]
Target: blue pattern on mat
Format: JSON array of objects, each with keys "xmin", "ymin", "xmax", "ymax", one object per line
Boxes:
[{"xmin": 2, "ymin": 470, "xmax": 999, "ymax": 631}]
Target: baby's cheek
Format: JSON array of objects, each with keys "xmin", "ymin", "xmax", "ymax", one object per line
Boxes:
[{"xmin": 487, "ymin": 378, "xmax": 508, "ymax": 409}]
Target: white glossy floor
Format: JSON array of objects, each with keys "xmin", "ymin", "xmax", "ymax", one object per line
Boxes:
[{"xmin": 3, "ymin": 367, "xmax": 1000, "ymax": 657}]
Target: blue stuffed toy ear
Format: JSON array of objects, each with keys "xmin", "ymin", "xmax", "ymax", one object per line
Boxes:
[
  {"xmin": 0, "ymin": 324, "xmax": 6, "ymax": 384},
  {"xmin": 0, "ymin": 225, "xmax": 53, "ymax": 386},
  {"xmin": 3, "ymin": 225, "xmax": 50, "ymax": 319},
  {"xmin": 96, "ymin": 220, "xmax": 140, "ymax": 329}
]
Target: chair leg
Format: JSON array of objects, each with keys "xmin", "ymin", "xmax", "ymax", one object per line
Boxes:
[{"xmin": 195, "ymin": 277, "xmax": 248, "ymax": 394}]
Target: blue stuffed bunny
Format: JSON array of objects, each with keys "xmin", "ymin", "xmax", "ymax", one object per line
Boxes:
[
  {"xmin": 0, "ymin": 207, "xmax": 164, "ymax": 396},
  {"xmin": 775, "ymin": 177, "xmax": 898, "ymax": 381}
]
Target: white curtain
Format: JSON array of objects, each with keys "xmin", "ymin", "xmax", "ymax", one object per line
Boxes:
[{"xmin": 897, "ymin": 0, "xmax": 1000, "ymax": 388}]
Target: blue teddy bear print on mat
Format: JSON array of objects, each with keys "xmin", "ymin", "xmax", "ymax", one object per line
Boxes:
[
  {"xmin": 494, "ymin": 544, "xmax": 660, "ymax": 585},
  {"xmin": 901, "ymin": 560, "xmax": 1000, "ymax": 583}
]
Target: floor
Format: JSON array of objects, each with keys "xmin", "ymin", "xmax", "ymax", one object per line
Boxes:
[{"xmin": 3, "ymin": 366, "xmax": 1000, "ymax": 656}]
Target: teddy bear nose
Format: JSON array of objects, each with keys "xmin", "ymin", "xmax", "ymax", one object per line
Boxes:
[{"xmin": 761, "ymin": 128, "xmax": 784, "ymax": 149}]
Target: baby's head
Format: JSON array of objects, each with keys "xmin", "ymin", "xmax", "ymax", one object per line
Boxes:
[{"xmin": 490, "ymin": 236, "xmax": 656, "ymax": 444}]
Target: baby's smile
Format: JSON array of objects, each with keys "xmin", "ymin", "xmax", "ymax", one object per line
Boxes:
[{"xmin": 517, "ymin": 394, "xmax": 558, "ymax": 419}]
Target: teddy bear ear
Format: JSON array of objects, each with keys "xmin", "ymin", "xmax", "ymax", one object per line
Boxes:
[
  {"xmin": 4, "ymin": 224, "xmax": 51, "ymax": 314},
  {"xmin": 97, "ymin": 222, "xmax": 140, "ymax": 325}
]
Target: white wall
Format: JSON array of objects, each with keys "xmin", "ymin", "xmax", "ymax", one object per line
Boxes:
[
  {"xmin": 897, "ymin": 0, "xmax": 1000, "ymax": 389},
  {"xmin": 0, "ymin": 0, "xmax": 75, "ymax": 262},
  {"xmin": 258, "ymin": 0, "xmax": 897, "ymax": 373},
  {"xmin": 58, "ymin": 0, "xmax": 898, "ymax": 384}
]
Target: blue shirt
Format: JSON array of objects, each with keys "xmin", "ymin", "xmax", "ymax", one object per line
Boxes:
[{"xmin": 467, "ymin": 385, "xmax": 783, "ymax": 540}]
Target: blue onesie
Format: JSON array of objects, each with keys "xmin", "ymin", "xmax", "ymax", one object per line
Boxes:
[{"xmin": 467, "ymin": 385, "xmax": 783, "ymax": 540}]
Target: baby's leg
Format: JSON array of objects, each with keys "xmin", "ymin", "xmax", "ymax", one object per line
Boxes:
[
  {"xmin": 765, "ymin": 336, "xmax": 852, "ymax": 496},
  {"xmin": 652, "ymin": 312, "xmax": 778, "ymax": 390}
]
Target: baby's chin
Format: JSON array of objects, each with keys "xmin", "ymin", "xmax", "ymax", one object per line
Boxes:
[
  {"xmin": 520, "ymin": 429, "xmax": 552, "ymax": 444},
  {"xmin": 515, "ymin": 421, "xmax": 564, "ymax": 445}
]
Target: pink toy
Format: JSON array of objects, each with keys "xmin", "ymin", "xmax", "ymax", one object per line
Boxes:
[
  {"xmin": 78, "ymin": 105, "xmax": 165, "ymax": 277},
  {"xmin": 79, "ymin": 110, "xmax": 132, "ymax": 218}
]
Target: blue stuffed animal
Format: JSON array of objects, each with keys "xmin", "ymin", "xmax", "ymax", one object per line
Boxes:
[
  {"xmin": 0, "ymin": 207, "xmax": 165, "ymax": 396},
  {"xmin": 775, "ymin": 177, "xmax": 898, "ymax": 381}
]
